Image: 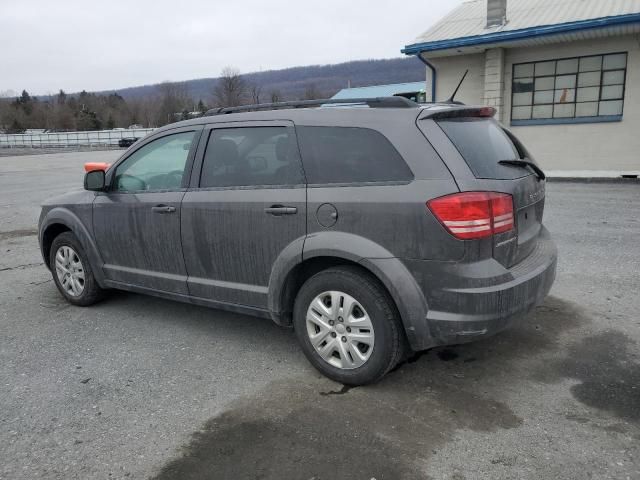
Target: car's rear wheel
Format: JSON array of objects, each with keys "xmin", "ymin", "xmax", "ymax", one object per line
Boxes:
[
  {"xmin": 50, "ymin": 232, "xmax": 104, "ymax": 306},
  {"xmin": 293, "ymin": 266, "xmax": 404, "ymax": 385}
]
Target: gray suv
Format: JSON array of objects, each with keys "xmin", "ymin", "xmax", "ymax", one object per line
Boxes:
[{"xmin": 38, "ymin": 97, "xmax": 557, "ymax": 385}]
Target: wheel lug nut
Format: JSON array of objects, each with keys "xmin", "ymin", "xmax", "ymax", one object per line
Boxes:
[
  {"xmin": 346, "ymin": 327, "xmax": 351, "ymax": 333},
  {"xmin": 329, "ymin": 320, "xmax": 334, "ymax": 326},
  {"xmin": 338, "ymin": 317, "xmax": 343, "ymax": 322},
  {"xmin": 331, "ymin": 332, "xmax": 337, "ymax": 338},
  {"xmin": 341, "ymin": 336, "xmax": 347, "ymax": 343}
]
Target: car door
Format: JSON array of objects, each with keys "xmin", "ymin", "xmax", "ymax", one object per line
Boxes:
[
  {"xmin": 93, "ymin": 126, "xmax": 202, "ymax": 294},
  {"xmin": 181, "ymin": 120, "xmax": 306, "ymax": 308}
]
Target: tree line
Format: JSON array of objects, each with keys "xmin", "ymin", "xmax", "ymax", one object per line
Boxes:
[
  {"xmin": 0, "ymin": 67, "xmax": 327, "ymax": 134},
  {"xmin": 112, "ymin": 57, "xmax": 425, "ymax": 103}
]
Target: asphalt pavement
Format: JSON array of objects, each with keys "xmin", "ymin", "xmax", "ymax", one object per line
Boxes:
[{"xmin": 0, "ymin": 150, "xmax": 638, "ymax": 479}]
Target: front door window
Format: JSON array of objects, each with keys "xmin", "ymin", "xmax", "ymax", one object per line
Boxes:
[{"xmin": 114, "ymin": 131, "xmax": 196, "ymax": 192}]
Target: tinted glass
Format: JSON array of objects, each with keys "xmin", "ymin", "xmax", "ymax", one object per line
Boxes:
[
  {"xmin": 200, "ymin": 127, "xmax": 304, "ymax": 188},
  {"xmin": 114, "ymin": 131, "xmax": 195, "ymax": 192},
  {"xmin": 296, "ymin": 126, "xmax": 413, "ymax": 184},
  {"xmin": 437, "ymin": 118, "xmax": 527, "ymax": 180}
]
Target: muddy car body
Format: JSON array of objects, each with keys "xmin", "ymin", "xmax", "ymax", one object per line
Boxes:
[{"xmin": 39, "ymin": 97, "xmax": 557, "ymax": 385}]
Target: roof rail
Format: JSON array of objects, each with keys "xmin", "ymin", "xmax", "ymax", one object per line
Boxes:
[{"xmin": 205, "ymin": 96, "xmax": 418, "ymax": 116}]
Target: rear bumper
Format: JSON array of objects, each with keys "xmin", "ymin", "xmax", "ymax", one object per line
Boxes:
[{"xmin": 405, "ymin": 226, "xmax": 557, "ymax": 347}]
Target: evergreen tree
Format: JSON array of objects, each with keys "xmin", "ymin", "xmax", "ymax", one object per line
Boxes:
[
  {"xmin": 8, "ymin": 118, "xmax": 25, "ymax": 134},
  {"xmin": 19, "ymin": 90, "xmax": 31, "ymax": 104}
]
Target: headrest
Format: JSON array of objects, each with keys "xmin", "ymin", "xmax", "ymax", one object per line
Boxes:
[
  {"xmin": 275, "ymin": 136, "xmax": 290, "ymax": 162},
  {"xmin": 210, "ymin": 138, "xmax": 239, "ymax": 165}
]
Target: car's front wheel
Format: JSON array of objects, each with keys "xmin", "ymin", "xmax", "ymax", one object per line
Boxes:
[
  {"xmin": 293, "ymin": 266, "xmax": 405, "ymax": 385},
  {"xmin": 50, "ymin": 232, "xmax": 105, "ymax": 306}
]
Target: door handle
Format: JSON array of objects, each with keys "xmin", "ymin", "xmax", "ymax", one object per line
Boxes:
[
  {"xmin": 264, "ymin": 205, "xmax": 297, "ymax": 216},
  {"xmin": 151, "ymin": 205, "xmax": 176, "ymax": 214}
]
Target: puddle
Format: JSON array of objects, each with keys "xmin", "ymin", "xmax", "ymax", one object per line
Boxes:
[
  {"xmin": 148, "ymin": 296, "xmax": 599, "ymax": 479},
  {"xmin": 539, "ymin": 330, "xmax": 640, "ymax": 422},
  {"xmin": 152, "ymin": 372, "xmax": 520, "ymax": 480}
]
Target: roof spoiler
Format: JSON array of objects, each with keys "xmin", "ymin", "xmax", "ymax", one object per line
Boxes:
[{"xmin": 419, "ymin": 106, "xmax": 496, "ymax": 120}]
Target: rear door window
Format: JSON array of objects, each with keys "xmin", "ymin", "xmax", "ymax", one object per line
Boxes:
[
  {"xmin": 436, "ymin": 118, "xmax": 529, "ymax": 179},
  {"xmin": 296, "ymin": 126, "xmax": 413, "ymax": 184},
  {"xmin": 200, "ymin": 127, "xmax": 304, "ymax": 188}
]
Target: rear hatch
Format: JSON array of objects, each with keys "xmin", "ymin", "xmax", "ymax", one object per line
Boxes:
[{"xmin": 420, "ymin": 108, "xmax": 546, "ymax": 267}]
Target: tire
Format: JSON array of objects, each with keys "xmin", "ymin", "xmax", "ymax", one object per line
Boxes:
[
  {"xmin": 50, "ymin": 231, "xmax": 105, "ymax": 306},
  {"xmin": 293, "ymin": 266, "xmax": 405, "ymax": 386}
]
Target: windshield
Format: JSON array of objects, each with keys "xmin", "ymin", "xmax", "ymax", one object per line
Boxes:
[{"xmin": 437, "ymin": 117, "xmax": 530, "ymax": 180}]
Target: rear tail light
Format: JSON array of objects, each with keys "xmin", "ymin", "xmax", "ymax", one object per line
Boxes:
[{"xmin": 427, "ymin": 192, "xmax": 514, "ymax": 240}]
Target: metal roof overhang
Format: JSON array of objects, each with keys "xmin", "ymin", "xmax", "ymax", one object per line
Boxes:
[{"xmin": 402, "ymin": 13, "xmax": 640, "ymax": 58}]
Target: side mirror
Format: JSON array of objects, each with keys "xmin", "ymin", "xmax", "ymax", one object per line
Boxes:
[{"xmin": 84, "ymin": 170, "xmax": 106, "ymax": 191}]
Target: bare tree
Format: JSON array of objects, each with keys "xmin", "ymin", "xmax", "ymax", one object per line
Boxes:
[
  {"xmin": 303, "ymin": 83, "xmax": 322, "ymax": 100},
  {"xmin": 213, "ymin": 67, "xmax": 247, "ymax": 107},
  {"xmin": 135, "ymin": 98, "xmax": 156, "ymax": 128},
  {"xmin": 156, "ymin": 81, "xmax": 191, "ymax": 125},
  {"xmin": 269, "ymin": 89, "xmax": 282, "ymax": 103},
  {"xmin": 248, "ymin": 82, "xmax": 262, "ymax": 104}
]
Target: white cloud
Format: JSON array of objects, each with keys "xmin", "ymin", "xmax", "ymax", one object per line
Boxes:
[{"xmin": 0, "ymin": 0, "xmax": 461, "ymax": 94}]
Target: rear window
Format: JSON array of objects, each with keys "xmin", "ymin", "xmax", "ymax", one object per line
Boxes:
[
  {"xmin": 297, "ymin": 126, "xmax": 413, "ymax": 184},
  {"xmin": 437, "ymin": 118, "xmax": 527, "ymax": 179}
]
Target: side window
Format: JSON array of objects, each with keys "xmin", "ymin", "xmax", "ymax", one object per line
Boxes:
[
  {"xmin": 200, "ymin": 127, "xmax": 304, "ymax": 188},
  {"xmin": 296, "ymin": 126, "xmax": 413, "ymax": 184},
  {"xmin": 114, "ymin": 131, "xmax": 196, "ymax": 192}
]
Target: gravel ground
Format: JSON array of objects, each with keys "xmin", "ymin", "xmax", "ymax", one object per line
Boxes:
[{"xmin": 0, "ymin": 151, "xmax": 638, "ymax": 480}]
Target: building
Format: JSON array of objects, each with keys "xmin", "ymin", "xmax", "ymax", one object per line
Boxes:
[
  {"xmin": 402, "ymin": 0, "xmax": 640, "ymax": 175},
  {"xmin": 332, "ymin": 81, "xmax": 428, "ymax": 103}
]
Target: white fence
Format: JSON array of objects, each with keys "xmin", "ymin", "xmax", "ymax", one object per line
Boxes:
[{"xmin": 0, "ymin": 128, "xmax": 156, "ymax": 148}]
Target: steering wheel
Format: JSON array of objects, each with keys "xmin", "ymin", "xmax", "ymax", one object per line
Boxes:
[
  {"xmin": 165, "ymin": 169, "xmax": 184, "ymax": 188},
  {"xmin": 116, "ymin": 174, "xmax": 147, "ymax": 192}
]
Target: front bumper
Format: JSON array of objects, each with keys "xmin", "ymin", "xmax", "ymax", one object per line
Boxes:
[{"xmin": 405, "ymin": 226, "xmax": 557, "ymax": 346}]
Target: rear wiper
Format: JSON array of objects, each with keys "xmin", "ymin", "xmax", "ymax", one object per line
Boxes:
[{"xmin": 498, "ymin": 159, "xmax": 546, "ymax": 180}]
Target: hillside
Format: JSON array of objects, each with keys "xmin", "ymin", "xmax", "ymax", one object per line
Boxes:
[
  {"xmin": 104, "ymin": 57, "xmax": 426, "ymax": 101},
  {"xmin": 1, "ymin": 57, "xmax": 427, "ymax": 132}
]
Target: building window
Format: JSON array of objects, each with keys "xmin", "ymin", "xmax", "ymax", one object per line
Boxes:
[{"xmin": 511, "ymin": 52, "xmax": 627, "ymax": 124}]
